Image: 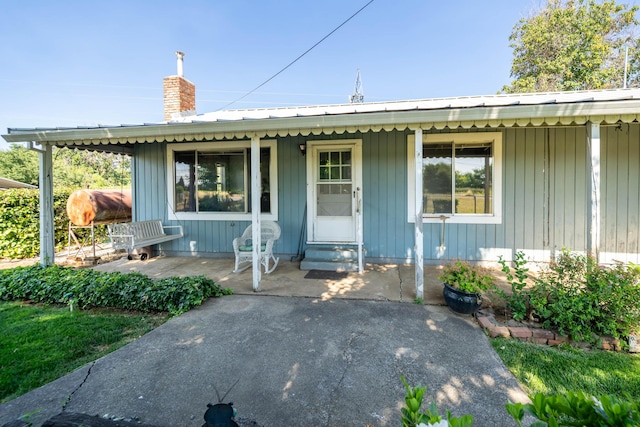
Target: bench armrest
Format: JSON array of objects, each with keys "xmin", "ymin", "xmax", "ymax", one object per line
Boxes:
[{"xmin": 162, "ymin": 225, "xmax": 184, "ymax": 236}]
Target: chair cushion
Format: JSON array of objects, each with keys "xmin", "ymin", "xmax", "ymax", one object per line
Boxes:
[{"xmin": 239, "ymin": 244, "xmax": 267, "ymax": 252}]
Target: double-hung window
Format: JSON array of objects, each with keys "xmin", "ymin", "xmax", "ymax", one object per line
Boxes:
[
  {"xmin": 407, "ymin": 132, "xmax": 502, "ymax": 224},
  {"xmin": 167, "ymin": 140, "xmax": 277, "ymax": 220}
]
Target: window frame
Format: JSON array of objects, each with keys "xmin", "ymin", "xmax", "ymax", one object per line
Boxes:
[
  {"xmin": 166, "ymin": 140, "xmax": 278, "ymax": 221},
  {"xmin": 407, "ymin": 132, "xmax": 502, "ymax": 224}
]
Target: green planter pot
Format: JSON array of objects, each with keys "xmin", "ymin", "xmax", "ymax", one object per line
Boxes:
[{"xmin": 442, "ymin": 282, "xmax": 481, "ymax": 315}]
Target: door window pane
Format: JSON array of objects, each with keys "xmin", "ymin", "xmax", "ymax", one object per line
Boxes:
[
  {"xmin": 317, "ymin": 149, "xmax": 353, "ymax": 216},
  {"xmin": 330, "ymin": 151, "xmax": 340, "ymax": 164},
  {"xmin": 330, "ymin": 167, "xmax": 341, "ymax": 180},
  {"xmin": 342, "ymin": 151, "xmax": 351, "ymax": 165},
  {"xmin": 319, "ymin": 150, "xmax": 351, "ymax": 182},
  {"xmin": 342, "ymin": 166, "xmax": 351, "ymax": 180},
  {"xmin": 317, "ymin": 183, "xmax": 352, "ymax": 216}
]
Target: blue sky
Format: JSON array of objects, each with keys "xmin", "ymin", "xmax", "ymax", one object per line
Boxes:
[{"xmin": 0, "ymin": 0, "xmax": 587, "ymax": 150}]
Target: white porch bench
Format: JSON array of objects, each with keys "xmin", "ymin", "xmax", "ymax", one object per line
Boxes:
[{"xmin": 107, "ymin": 219, "xmax": 183, "ymax": 260}]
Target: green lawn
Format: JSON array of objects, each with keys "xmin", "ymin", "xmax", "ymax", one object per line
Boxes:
[
  {"xmin": 491, "ymin": 337, "xmax": 640, "ymax": 400},
  {"xmin": 0, "ymin": 301, "xmax": 168, "ymax": 402},
  {"xmin": 4, "ymin": 299, "xmax": 640, "ymax": 407}
]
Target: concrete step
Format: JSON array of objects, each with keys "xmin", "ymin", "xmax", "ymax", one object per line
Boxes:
[
  {"xmin": 300, "ymin": 247, "xmax": 360, "ymax": 271},
  {"xmin": 300, "ymin": 259, "xmax": 359, "ymax": 272},
  {"xmin": 304, "ymin": 247, "xmax": 359, "ymax": 262}
]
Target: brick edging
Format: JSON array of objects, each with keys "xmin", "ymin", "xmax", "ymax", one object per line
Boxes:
[{"xmin": 475, "ymin": 311, "xmax": 622, "ymax": 351}]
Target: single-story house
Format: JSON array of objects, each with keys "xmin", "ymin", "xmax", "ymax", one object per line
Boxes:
[
  {"xmin": 4, "ymin": 62, "xmax": 640, "ymax": 296},
  {"xmin": 0, "ymin": 177, "xmax": 37, "ymax": 190}
]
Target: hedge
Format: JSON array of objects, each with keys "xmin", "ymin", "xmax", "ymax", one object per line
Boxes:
[
  {"xmin": 0, "ymin": 188, "xmax": 107, "ymax": 259},
  {"xmin": 0, "ymin": 264, "xmax": 232, "ymax": 315}
]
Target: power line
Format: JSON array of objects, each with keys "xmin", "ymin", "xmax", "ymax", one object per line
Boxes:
[{"xmin": 216, "ymin": 0, "xmax": 375, "ymax": 111}]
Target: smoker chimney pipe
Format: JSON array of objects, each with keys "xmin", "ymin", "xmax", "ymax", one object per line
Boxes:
[{"xmin": 176, "ymin": 51, "xmax": 185, "ymax": 77}]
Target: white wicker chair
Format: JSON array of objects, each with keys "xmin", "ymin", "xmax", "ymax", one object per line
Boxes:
[{"xmin": 232, "ymin": 221, "xmax": 281, "ymax": 274}]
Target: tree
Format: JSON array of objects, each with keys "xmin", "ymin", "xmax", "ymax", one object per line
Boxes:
[
  {"xmin": 0, "ymin": 145, "xmax": 131, "ymax": 189},
  {"xmin": 423, "ymin": 163, "xmax": 452, "ymax": 194},
  {"xmin": 456, "ymin": 168, "xmax": 487, "ymax": 190},
  {"xmin": 502, "ymin": 0, "xmax": 640, "ymax": 93},
  {"xmin": 53, "ymin": 149, "xmax": 131, "ymax": 189},
  {"xmin": 0, "ymin": 145, "xmax": 39, "ymax": 185}
]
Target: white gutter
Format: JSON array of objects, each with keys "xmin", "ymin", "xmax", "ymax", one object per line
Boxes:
[{"xmin": 4, "ymin": 99, "xmax": 640, "ymax": 146}]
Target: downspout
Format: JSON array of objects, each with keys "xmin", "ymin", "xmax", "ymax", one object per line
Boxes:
[{"xmin": 586, "ymin": 122, "xmax": 601, "ymax": 262}]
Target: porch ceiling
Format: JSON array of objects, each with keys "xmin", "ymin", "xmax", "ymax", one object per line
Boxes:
[{"xmin": 4, "ymin": 88, "xmax": 640, "ymax": 153}]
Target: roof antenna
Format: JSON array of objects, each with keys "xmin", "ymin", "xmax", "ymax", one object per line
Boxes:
[{"xmin": 349, "ymin": 68, "xmax": 364, "ymax": 103}]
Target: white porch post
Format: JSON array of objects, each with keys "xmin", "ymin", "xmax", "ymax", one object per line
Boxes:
[
  {"xmin": 251, "ymin": 135, "xmax": 262, "ymax": 291},
  {"xmin": 586, "ymin": 122, "xmax": 601, "ymax": 262},
  {"xmin": 38, "ymin": 143, "xmax": 55, "ymax": 266},
  {"xmin": 414, "ymin": 129, "xmax": 424, "ymax": 299}
]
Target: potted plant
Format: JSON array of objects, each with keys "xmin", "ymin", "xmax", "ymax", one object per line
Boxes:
[{"xmin": 439, "ymin": 260, "xmax": 494, "ymax": 315}]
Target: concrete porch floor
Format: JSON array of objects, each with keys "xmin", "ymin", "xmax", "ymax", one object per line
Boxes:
[{"xmin": 92, "ymin": 255, "xmax": 449, "ymax": 305}]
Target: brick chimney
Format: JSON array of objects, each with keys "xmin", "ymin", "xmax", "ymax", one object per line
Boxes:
[{"xmin": 163, "ymin": 51, "xmax": 196, "ymax": 121}]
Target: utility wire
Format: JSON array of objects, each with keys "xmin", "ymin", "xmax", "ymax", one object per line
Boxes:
[{"xmin": 216, "ymin": 0, "xmax": 375, "ymax": 111}]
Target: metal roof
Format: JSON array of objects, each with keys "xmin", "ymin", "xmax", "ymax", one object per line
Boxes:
[
  {"xmin": 0, "ymin": 177, "xmax": 37, "ymax": 190},
  {"xmin": 172, "ymin": 88, "xmax": 640, "ymax": 123},
  {"xmin": 4, "ymin": 88, "xmax": 640, "ymax": 153}
]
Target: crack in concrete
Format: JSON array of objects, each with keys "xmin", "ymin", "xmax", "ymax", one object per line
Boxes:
[
  {"xmin": 397, "ymin": 265, "xmax": 404, "ymax": 301},
  {"xmin": 325, "ymin": 330, "xmax": 365, "ymax": 426},
  {"xmin": 62, "ymin": 361, "xmax": 95, "ymax": 412},
  {"xmin": 341, "ymin": 331, "xmax": 362, "ymax": 364}
]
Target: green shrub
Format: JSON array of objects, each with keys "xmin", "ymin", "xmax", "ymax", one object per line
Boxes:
[
  {"xmin": 507, "ymin": 391, "xmax": 640, "ymax": 426},
  {"xmin": 0, "ymin": 264, "xmax": 232, "ymax": 315},
  {"xmin": 401, "ymin": 376, "xmax": 640, "ymax": 426},
  {"xmin": 400, "ymin": 376, "xmax": 473, "ymax": 427},
  {"xmin": 0, "ymin": 188, "xmax": 109, "ymax": 259},
  {"xmin": 0, "ymin": 189, "xmax": 41, "ymax": 258},
  {"xmin": 497, "ymin": 251, "xmax": 530, "ymax": 321},
  {"xmin": 438, "ymin": 260, "xmax": 494, "ymax": 294},
  {"xmin": 527, "ymin": 250, "xmax": 640, "ymax": 343}
]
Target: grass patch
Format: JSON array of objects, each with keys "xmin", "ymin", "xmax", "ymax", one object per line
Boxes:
[
  {"xmin": 0, "ymin": 301, "xmax": 168, "ymax": 403},
  {"xmin": 491, "ymin": 337, "xmax": 640, "ymax": 399}
]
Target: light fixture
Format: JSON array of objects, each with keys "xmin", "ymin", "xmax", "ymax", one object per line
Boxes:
[{"xmin": 299, "ymin": 143, "xmax": 306, "ymax": 156}]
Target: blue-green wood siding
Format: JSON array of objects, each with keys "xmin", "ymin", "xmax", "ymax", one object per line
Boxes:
[
  {"xmin": 131, "ymin": 124, "xmax": 640, "ymax": 264},
  {"xmin": 601, "ymin": 123, "xmax": 640, "ymax": 263},
  {"xmin": 276, "ymin": 135, "xmax": 307, "ymax": 256},
  {"xmin": 361, "ymin": 130, "xmax": 413, "ymax": 262}
]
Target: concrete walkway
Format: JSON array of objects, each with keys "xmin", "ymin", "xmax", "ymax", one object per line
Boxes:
[
  {"xmin": 91, "ymin": 256, "xmax": 449, "ymax": 304},
  {"xmin": 0, "ymin": 257, "xmax": 528, "ymax": 426}
]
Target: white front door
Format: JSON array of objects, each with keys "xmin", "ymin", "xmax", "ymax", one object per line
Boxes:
[{"xmin": 307, "ymin": 140, "xmax": 362, "ymax": 243}]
